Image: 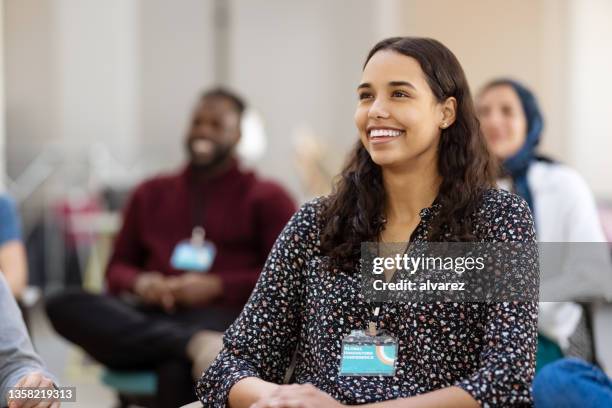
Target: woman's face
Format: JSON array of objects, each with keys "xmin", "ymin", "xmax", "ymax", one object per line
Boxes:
[
  {"xmin": 477, "ymin": 85, "xmax": 527, "ymax": 160},
  {"xmin": 354, "ymin": 50, "xmax": 450, "ymax": 170}
]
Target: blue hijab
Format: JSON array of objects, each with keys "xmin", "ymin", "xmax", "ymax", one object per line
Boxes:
[{"xmin": 488, "ymin": 79, "xmax": 544, "ymax": 213}]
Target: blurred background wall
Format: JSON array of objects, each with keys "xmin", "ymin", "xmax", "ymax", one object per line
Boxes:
[{"xmin": 1, "ymin": 0, "xmax": 611, "ymax": 210}]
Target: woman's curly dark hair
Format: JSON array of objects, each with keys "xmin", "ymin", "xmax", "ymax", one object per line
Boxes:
[{"xmin": 320, "ymin": 37, "xmax": 497, "ymax": 271}]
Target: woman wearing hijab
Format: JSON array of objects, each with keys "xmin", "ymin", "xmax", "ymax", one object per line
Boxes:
[{"xmin": 477, "ymin": 78, "xmax": 612, "ymax": 407}]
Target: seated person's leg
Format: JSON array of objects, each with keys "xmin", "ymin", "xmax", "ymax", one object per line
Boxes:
[
  {"xmin": 173, "ymin": 305, "xmax": 242, "ymax": 379},
  {"xmin": 187, "ymin": 330, "xmax": 224, "ymax": 379},
  {"xmin": 156, "ymin": 358, "xmax": 197, "ymax": 408},
  {"xmin": 45, "ymin": 288, "xmax": 194, "ymax": 369}
]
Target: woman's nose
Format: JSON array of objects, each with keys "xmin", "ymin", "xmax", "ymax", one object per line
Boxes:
[
  {"xmin": 485, "ymin": 110, "xmax": 505, "ymax": 126},
  {"xmin": 368, "ymin": 98, "xmax": 390, "ymax": 119}
]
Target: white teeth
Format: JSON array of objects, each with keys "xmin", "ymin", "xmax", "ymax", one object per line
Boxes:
[{"xmin": 369, "ymin": 129, "xmax": 403, "ymax": 137}]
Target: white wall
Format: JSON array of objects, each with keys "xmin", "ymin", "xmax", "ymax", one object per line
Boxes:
[
  {"xmin": 228, "ymin": 0, "xmax": 379, "ymax": 199},
  {"xmin": 568, "ymin": 0, "xmax": 612, "ymax": 200},
  {"xmin": 55, "ymin": 0, "xmax": 139, "ymax": 159},
  {"xmin": 4, "ymin": 0, "xmax": 60, "ymax": 178},
  {"xmin": 3, "ymin": 0, "xmax": 216, "ymax": 189},
  {"xmin": 138, "ymin": 0, "xmax": 215, "ymax": 171}
]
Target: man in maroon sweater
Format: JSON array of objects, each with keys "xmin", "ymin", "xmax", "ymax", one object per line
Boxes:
[{"xmin": 46, "ymin": 88, "xmax": 296, "ymax": 407}]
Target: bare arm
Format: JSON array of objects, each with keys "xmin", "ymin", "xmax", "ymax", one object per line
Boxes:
[
  {"xmin": 0, "ymin": 240, "xmax": 28, "ymax": 299},
  {"xmin": 248, "ymin": 383, "xmax": 479, "ymax": 408},
  {"xmin": 229, "ymin": 377, "xmax": 280, "ymax": 408},
  {"xmin": 363, "ymin": 386, "xmax": 479, "ymax": 408}
]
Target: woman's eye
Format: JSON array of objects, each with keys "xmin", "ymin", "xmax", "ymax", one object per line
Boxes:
[
  {"xmin": 501, "ymin": 106, "xmax": 517, "ymax": 117},
  {"xmin": 392, "ymin": 90, "xmax": 409, "ymax": 98},
  {"xmin": 358, "ymin": 92, "xmax": 373, "ymax": 100}
]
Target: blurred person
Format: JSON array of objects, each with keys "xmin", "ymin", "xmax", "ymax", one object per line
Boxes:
[
  {"xmin": 45, "ymin": 88, "xmax": 296, "ymax": 407},
  {"xmin": 0, "ymin": 194, "xmax": 28, "ymax": 299},
  {"xmin": 1, "ymin": 273, "xmax": 58, "ymax": 408},
  {"xmin": 197, "ymin": 37, "xmax": 537, "ymax": 408},
  {"xmin": 477, "ymin": 79, "xmax": 611, "ymax": 406}
]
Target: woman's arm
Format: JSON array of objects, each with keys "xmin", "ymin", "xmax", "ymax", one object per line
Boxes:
[
  {"xmin": 195, "ymin": 200, "xmax": 321, "ymax": 407},
  {"xmin": 0, "ymin": 240, "xmax": 28, "ymax": 298},
  {"xmin": 363, "ymin": 386, "xmax": 478, "ymax": 408},
  {"xmin": 249, "ymin": 384, "xmax": 478, "ymax": 408},
  {"xmin": 0, "ymin": 273, "xmax": 57, "ymax": 403},
  {"xmin": 365, "ymin": 193, "xmax": 537, "ymax": 408},
  {"xmin": 449, "ymin": 192, "xmax": 538, "ymax": 406},
  {"xmin": 0, "ymin": 195, "xmax": 27, "ymax": 298},
  {"xmin": 229, "ymin": 377, "xmax": 281, "ymax": 408},
  {"xmin": 380, "ymin": 193, "xmax": 538, "ymax": 407}
]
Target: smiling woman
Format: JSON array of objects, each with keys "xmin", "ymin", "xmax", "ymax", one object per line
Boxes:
[{"xmin": 196, "ymin": 37, "xmax": 538, "ymax": 408}]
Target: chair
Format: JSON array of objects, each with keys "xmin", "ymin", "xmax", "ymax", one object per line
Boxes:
[{"xmin": 100, "ymin": 369, "xmax": 157, "ymax": 408}]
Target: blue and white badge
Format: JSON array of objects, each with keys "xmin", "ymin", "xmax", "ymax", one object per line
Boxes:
[
  {"xmin": 339, "ymin": 329, "xmax": 398, "ymax": 377},
  {"xmin": 170, "ymin": 227, "xmax": 216, "ymax": 272}
]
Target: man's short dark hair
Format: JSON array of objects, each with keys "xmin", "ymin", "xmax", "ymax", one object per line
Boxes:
[{"xmin": 201, "ymin": 87, "xmax": 246, "ymax": 116}]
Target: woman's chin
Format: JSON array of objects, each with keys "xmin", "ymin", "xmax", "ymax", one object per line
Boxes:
[{"xmin": 369, "ymin": 153, "xmax": 399, "ymax": 168}]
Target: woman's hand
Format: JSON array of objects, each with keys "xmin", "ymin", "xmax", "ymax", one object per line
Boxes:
[{"xmin": 250, "ymin": 383, "xmax": 343, "ymax": 408}]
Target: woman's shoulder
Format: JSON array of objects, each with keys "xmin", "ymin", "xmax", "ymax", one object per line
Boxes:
[
  {"xmin": 478, "ymin": 187, "xmax": 530, "ymax": 214},
  {"xmin": 529, "ymin": 161, "xmax": 594, "ymax": 198},
  {"xmin": 295, "ymin": 196, "xmax": 326, "ymax": 217},
  {"xmin": 474, "ymin": 188, "xmax": 535, "ymax": 241},
  {"xmin": 288, "ymin": 196, "xmax": 328, "ymax": 233}
]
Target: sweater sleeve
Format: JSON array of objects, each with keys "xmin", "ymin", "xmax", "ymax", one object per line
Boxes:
[
  {"xmin": 196, "ymin": 199, "xmax": 319, "ymax": 407},
  {"xmin": 216, "ymin": 181, "xmax": 296, "ymax": 306},
  {"xmin": 105, "ymin": 185, "xmax": 148, "ymax": 294},
  {"xmin": 456, "ymin": 193, "xmax": 539, "ymax": 407}
]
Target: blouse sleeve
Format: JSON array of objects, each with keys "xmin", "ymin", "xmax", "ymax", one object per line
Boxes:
[
  {"xmin": 456, "ymin": 192, "xmax": 539, "ymax": 407},
  {"xmin": 195, "ymin": 199, "xmax": 321, "ymax": 407}
]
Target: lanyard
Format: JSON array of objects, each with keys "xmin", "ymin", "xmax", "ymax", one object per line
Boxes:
[
  {"xmin": 189, "ymin": 179, "xmax": 208, "ymax": 230},
  {"xmin": 368, "ymin": 302, "xmax": 383, "ymax": 336}
]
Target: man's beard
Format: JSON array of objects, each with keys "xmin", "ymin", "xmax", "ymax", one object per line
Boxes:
[{"xmin": 187, "ymin": 139, "xmax": 234, "ymax": 172}]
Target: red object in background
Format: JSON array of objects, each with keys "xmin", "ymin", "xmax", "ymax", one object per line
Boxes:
[{"xmin": 54, "ymin": 191, "xmax": 104, "ymax": 248}]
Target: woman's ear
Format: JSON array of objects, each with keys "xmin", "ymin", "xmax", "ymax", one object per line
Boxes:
[{"xmin": 439, "ymin": 97, "xmax": 457, "ymax": 129}]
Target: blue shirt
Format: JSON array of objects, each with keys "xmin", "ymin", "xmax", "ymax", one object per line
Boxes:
[{"xmin": 0, "ymin": 195, "xmax": 21, "ymax": 246}]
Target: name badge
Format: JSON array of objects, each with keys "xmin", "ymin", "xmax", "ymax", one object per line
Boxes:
[
  {"xmin": 170, "ymin": 227, "xmax": 216, "ymax": 272},
  {"xmin": 339, "ymin": 329, "xmax": 398, "ymax": 377}
]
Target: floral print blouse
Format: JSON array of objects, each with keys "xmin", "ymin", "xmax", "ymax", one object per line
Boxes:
[{"xmin": 196, "ymin": 188, "xmax": 538, "ymax": 407}]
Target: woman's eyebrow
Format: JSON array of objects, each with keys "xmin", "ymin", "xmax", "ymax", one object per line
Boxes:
[
  {"xmin": 357, "ymin": 81, "xmax": 417, "ymax": 91},
  {"xmin": 388, "ymin": 81, "xmax": 416, "ymax": 90}
]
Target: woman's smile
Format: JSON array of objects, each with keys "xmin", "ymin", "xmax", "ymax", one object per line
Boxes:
[{"xmin": 367, "ymin": 126, "xmax": 406, "ymax": 144}]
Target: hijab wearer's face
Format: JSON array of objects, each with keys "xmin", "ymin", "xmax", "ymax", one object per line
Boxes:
[
  {"xmin": 477, "ymin": 85, "xmax": 528, "ymax": 160},
  {"xmin": 354, "ymin": 50, "xmax": 449, "ymax": 171}
]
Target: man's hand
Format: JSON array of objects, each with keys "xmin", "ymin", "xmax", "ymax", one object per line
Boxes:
[
  {"xmin": 249, "ymin": 383, "xmax": 344, "ymax": 408},
  {"xmin": 7, "ymin": 372, "xmax": 60, "ymax": 408},
  {"xmin": 167, "ymin": 273, "xmax": 223, "ymax": 307},
  {"xmin": 133, "ymin": 272, "xmax": 175, "ymax": 312}
]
